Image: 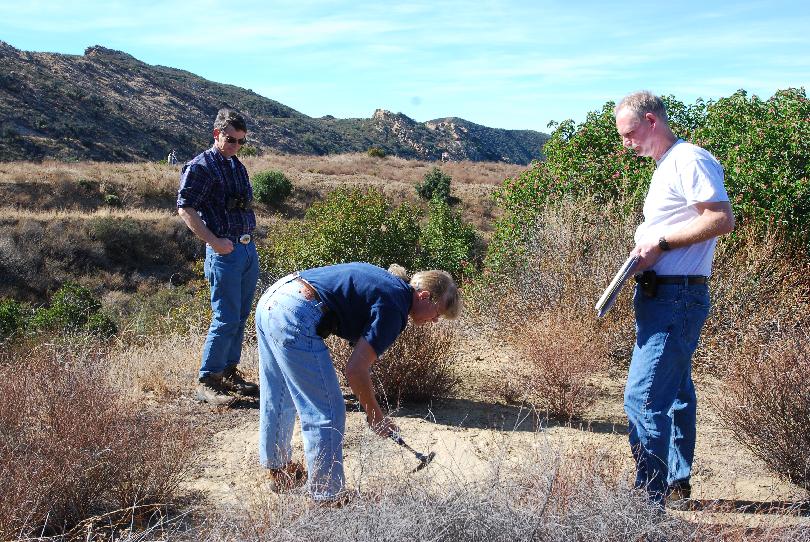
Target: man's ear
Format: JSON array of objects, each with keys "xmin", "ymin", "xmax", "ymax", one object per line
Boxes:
[
  {"xmin": 417, "ymin": 289, "xmax": 431, "ymax": 300},
  {"xmin": 213, "ymin": 128, "xmax": 221, "ymax": 139}
]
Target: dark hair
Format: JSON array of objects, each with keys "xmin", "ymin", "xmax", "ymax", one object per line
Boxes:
[{"xmin": 214, "ymin": 108, "xmax": 247, "ymax": 132}]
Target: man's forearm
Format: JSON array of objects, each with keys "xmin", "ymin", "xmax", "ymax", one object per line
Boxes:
[
  {"xmin": 178, "ymin": 207, "xmax": 218, "ymax": 245},
  {"xmin": 664, "ymin": 201, "xmax": 735, "ymax": 250}
]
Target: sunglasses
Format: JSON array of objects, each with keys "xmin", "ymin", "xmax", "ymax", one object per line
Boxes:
[{"xmin": 222, "ymin": 134, "xmax": 247, "ymax": 145}]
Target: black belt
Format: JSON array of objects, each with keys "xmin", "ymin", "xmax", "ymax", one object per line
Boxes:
[
  {"xmin": 656, "ymin": 275, "xmax": 708, "ymax": 285},
  {"xmin": 636, "ymin": 274, "xmax": 707, "ymax": 285}
]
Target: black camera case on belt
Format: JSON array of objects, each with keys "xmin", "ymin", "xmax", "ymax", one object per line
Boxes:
[{"xmin": 635, "ymin": 270, "xmax": 658, "ymax": 298}]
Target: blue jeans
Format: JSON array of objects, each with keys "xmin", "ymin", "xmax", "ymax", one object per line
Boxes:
[
  {"xmin": 255, "ymin": 275, "xmax": 346, "ymax": 501},
  {"xmin": 624, "ymin": 282, "xmax": 710, "ymax": 505},
  {"xmin": 199, "ymin": 242, "xmax": 259, "ymax": 378}
]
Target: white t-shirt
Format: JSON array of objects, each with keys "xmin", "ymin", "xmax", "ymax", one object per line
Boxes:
[{"xmin": 634, "ymin": 139, "xmax": 729, "ymax": 276}]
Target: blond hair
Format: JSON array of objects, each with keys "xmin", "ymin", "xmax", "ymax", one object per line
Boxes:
[{"xmin": 388, "ymin": 264, "xmax": 461, "ymax": 320}]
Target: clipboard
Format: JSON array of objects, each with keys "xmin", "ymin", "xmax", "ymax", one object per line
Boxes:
[{"xmin": 595, "ymin": 255, "xmax": 639, "ymax": 318}]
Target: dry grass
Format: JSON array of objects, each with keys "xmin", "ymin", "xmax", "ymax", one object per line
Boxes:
[
  {"xmin": 199, "ymin": 440, "xmax": 810, "ymax": 542},
  {"xmin": 0, "ymin": 341, "xmax": 198, "ymax": 540}
]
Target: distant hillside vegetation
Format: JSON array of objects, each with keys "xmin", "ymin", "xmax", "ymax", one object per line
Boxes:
[{"xmin": 0, "ymin": 42, "xmax": 549, "ymax": 164}]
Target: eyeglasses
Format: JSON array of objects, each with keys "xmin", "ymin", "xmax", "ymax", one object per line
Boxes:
[{"xmin": 222, "ymin": 134, "xmax": 247, "ymax": 145}]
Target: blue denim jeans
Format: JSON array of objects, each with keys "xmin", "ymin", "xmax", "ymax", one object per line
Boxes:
[
  {"xmin": 199, "ymin": 242, "xmax": 259, "ymax": 378},
  {"xmin": 255, "ymin": 275, "xmax": 346, "ymax": 501},
  {"xmin": 624, "ymin": 282, "xmax": 710, "ymax": 505}
]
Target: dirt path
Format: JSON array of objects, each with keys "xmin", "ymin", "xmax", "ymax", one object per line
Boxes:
[{"xmin": 185, "ymin": 328, "xmax": 808, "ymax": 528}]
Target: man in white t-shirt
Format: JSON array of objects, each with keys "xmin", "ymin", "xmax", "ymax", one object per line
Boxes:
[{"xmin": 614, "ymin": 91, "xmax": 735, "ymax": 508}]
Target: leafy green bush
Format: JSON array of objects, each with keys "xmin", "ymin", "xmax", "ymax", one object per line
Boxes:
[
  {"xmin": 253, "ymin": 169, "xmax": 293, "ymax": 206},
  {"xmin": 694, "ymin": 88, "xmax": 810, "ymax": 241},
  {"xmin": 259, "ymin": 188, "xmax": 422, "ymax": 278},
  {"xmin": 367, "ymin": 145, "xmax": 386, "ymax": 158},
  {"xmin": 0, "ymin": 299, "xmax": 25, "ymax": 342},
  {"xmin": 85, "ymin": 312, "xmax": 118, "ymax": 339},
  {"xmin": 103, "ymin": 193, "xmax": 122, "ymax": 207},
  {"xmin": 418, "ymin": 199, "xmax": 478, "ymax": 280},
  {"xmin": 487, "ymin": 87, "xmax": 810, "ymax": 275},
  {"xmin": 415, "ymin": 167, "xmax": 452, "ymax": 203},
  {"xmin": 28, "ymin": 282, "xmax": 117, "ymax": 338},
  {"xmin": 238, "ymin": 144, "xmax": 259, "ymax": 157}
]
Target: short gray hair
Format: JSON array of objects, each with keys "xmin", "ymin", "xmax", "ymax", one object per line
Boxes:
[
  {"xmin": 615, "ymin": 91, "xmax": 668, "ymax": 122},
  {"xmin": 214, "ymin": 108, "xmax": 247, "ymax": 132}
]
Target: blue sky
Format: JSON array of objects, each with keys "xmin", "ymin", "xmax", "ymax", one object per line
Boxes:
[{"xmin": 1, "ymin": 1, "xmax": 808, "ymax": 132}]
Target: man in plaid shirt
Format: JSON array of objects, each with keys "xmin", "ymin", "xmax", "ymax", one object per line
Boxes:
[{"xmin": 177, "ymin": 108, "xmax": 259, "ymax": 405}]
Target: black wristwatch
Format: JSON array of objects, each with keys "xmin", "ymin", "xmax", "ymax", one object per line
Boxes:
[{"xmin": 658, "ymin": 236, "xmax": 671, "ymax": 251}]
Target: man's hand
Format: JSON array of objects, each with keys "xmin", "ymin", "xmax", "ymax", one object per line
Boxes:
[
  {"xmin": 632, "ymin": 242, "xmax": 663, "ymax": 272},
  {"xmin": 210, "ymin": 237, "xmax": 235, "ymax": 255},
  {"xmin": 369, "ymin": 416, "xmax": 400, "ymax": 439}
]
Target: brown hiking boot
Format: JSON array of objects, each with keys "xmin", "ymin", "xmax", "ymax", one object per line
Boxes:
[
  {"xmin": 269, "ymin": 461, "xmax": 307, "ymax": 492},
  {"xmin": 196, "ymin": 373, "xmax": 236, "ymax": 406},
  {"xmin": 222, "ymin": 364, "xmax": 259, "ymax": 396}
]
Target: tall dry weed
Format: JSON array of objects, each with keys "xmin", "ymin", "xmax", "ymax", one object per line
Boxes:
[
  {"xmin": 0, "ymin": 342, "xmax": 198, "ymax": 539},
  {"xmin": 711, "ymin": 328, "xmax": 810, "ymax": 493},
  {"xmin": 328, "ymin": 321, "xmax": 460, "ymax": 406},
  {"xmin": 502, "ymin": 311, "xmax": 608, "ymax": 420}
]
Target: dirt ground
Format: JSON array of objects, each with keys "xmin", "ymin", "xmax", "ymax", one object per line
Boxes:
[{"xmin": 182, "ymin": 323, "xmax": 809, "ymax": 530}]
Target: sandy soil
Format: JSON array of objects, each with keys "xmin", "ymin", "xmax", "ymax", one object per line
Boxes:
[{"xmin": 184, "ymin": 324, "xmax": 809, "ymax": 529}]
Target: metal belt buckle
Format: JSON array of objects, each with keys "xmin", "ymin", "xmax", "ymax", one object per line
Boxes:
[{"xmin": 238, "ymin": 234, "xmax": 251, "ymax": 245}]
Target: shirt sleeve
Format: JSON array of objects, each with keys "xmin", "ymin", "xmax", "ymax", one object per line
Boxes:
[
  {"xmin": 363, "ymin": 303, "xmax": 407, "ymax": 357},
  {"xmin": 177, "ymin": 163, "xmax": 212, "ymax": 209},
  {"xmin": 682, "ymin": 158, "xmax": 729, "ymax": 205}
]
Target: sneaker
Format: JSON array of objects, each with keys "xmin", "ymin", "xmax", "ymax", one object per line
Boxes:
[
  {"xmin": 196, "ymin": 373, "xmax": 236, "ymax": 406},
  {"xmin": 222, "ymin": 364, "xmax": 259, "ymax": 396},
  {"xmin": 269, "ymin": 461, "xmax": 307, "ymax": 492},
  {"xmin": 666, "ymin": 480, "xmax": 692, "ymax": 510}
]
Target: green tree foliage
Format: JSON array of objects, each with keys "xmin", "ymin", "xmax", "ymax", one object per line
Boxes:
[
  {"xmin": 418, "ymin": 199, "xmax": 479, "ymax": 279},
  {"xmin": 252, "ymin": 170, "xmax": 293, "ymax": 206},
  {"xmin": 259, "ymin": 188, "xmax": 422, "ymax": 278},
  {"xmin": 694, "ymin": 88, "xmax": 810, "ymax": 240},
  {"xmin": 487, "ymin": 88, "xmax": 810, "ymax": 273},
  {"xmin": 416, "ymin": 167, "xmax": 452, "ymax": 203}
]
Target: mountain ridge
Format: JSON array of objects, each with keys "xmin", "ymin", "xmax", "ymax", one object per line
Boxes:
[{"xmin": 0, "ymin": 42, "xmax": 548, "ymax": 164}]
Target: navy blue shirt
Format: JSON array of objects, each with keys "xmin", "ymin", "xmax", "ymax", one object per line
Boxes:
[
  {"xmin": 177, "ymin": 145, "xmax": 255, "ymax": 239},
  {"xmin": 300, "ymin": 263, "xmax": 413, "ymax": 356}
]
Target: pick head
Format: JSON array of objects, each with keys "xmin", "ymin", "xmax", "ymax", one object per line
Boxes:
[{"xmin": 413, "ymin": 451, "xmax": 436, "ymax": 472}]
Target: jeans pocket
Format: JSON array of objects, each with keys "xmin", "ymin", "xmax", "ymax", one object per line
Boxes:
[{"xmin": 268, "ymin": 298, "xmax": 324, "ymax": 352}]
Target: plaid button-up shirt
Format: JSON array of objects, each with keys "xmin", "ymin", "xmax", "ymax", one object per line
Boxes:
[{"xmin": 177, "ymin": 146, "xmax": 256, "ymax": 239}]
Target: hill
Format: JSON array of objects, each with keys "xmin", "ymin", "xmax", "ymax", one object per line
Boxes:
[{"xmin": 0, "ymin": 42, "xmax": 549, "ymax": 164}]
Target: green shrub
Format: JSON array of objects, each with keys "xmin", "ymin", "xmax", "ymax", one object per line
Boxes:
[
  {"xmin": 418, "ymin": 199, "xmax": 478, "ymax": 280},
  {"xmin": 490, "ymin": 87, "xmax": 809, "ymax": 261},
  {"xmin": 238, "ymin": 144, "xmax": 259, "ymax": 157},
  {"xmin": 367, "ymin": 146, "xmax": 386, "ymax": 158},
  {"xmin": 28, "ymin": 282, "xmax": 117, "ymax": 339},
  {"xmin": 416, "ymin": 167, "xmax": 452, "ymax": 203},
  {"xmin": 0, "ymin": 299, "xmax": 25, "ymax": 342},
  {"xmin": 253, "ymin": 169, "xmax": 293, "ymax": 206},
  {"xmin": 259, "ymin": 188, "xmax": 421, "ymax": 278},
  {"xmin": 86, "ymin": 312, "xmax": 118, "ymax": 338},
  {"xmin": 694, "ymin": 88, "xmax": 810, "ymax": 242},
  {"xmin": 103, "ymin": 193, "xmax": 122, "ymax": 207}
]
